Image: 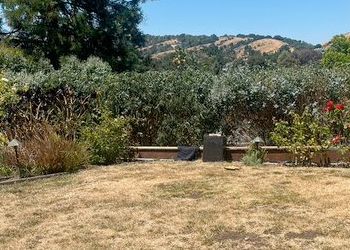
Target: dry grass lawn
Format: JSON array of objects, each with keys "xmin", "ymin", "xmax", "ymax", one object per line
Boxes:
[{"xmin": 1, "ymin": 161, "xmax": 350, "ymax": 249}]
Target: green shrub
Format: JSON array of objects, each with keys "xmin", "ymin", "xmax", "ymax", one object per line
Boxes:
[
  {"xmin": 0, "ymin": 165, "xmax": 13, "ymax": 177},
  {"xmin": 0, "ymin": 76, "xmax": 19, "ymax": 119},
  {"xmin": 83, "ymin": 116, "xmax": 131, "ymax": 165},
  {"xmin": 0, "ymin": 132, "xmax": 11, "ymax": 176},
  {"xmin": 106, "ymin": 69, "xmax": 218, "ymax": 146},
  {"xmin": 242, "ymin": 144, "xmax": 266, "ymax": 166},
  {"xmin": 212, "ymin": 65, "xmax": 350, "ymax": 143},
  {"xmin": 0, "ymin": 44, "xmax": 52, "ymax": 73},
  {"xmin": 271, "ymin": 109, "xmax": 331, "ymax": 166},
  {"xmin": 3, "ymin": 56, "xmax": 110, "ymax": 139},
  {"xmin": 3, "ymin": 57, "xmax": 350, "ymax": 147}
]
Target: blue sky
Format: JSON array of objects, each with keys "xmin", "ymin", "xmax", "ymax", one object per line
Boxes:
[{"xmin": 140, "ymin": 0, "xmax": 350, "ymax": 44}]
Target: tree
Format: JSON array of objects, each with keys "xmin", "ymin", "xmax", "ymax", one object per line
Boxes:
[
  {"xmin": 0, "ymin": 0, "xmax": 145, "ymax": 71},
  {"xmin": 277, "ymin": 50, "xmax": 299, "ymax": 67},
  {"xmin": 245, "ymin": 47, "xmax": 269, "ymax": 67},
  {"xmin": 323, "ymin": 35, "xmax": 350, "ymax": 68},
  {"xmin": 293, "ymin": 48, "xmax": 322, "ymax": 65}
]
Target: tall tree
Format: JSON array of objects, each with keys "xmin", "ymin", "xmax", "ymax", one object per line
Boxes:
[
  {"xmin": 323, "ymin": 35, "xmax": 350, "ymax": 68},
  {"xmin": 0, "ymin": 0, "xmax": 145, "ymax": 71}
]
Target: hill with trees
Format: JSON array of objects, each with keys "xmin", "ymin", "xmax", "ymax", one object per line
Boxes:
[{"xmin": 142, "ymin": 34, "xmax": 322, "ymax": 71}]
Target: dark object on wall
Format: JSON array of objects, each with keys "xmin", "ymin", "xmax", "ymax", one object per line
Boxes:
[
  {"xmin": 176, "ymin": 146, "xmax": 199, "ymax": 161},
  {"xmin": 203, "ymin": 135, "xmax": 226, "ymax": 162}
]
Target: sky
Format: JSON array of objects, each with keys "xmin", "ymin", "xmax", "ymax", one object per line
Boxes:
[{"xmin": 140, "ymin": 0, "xmax": 350, "ymax": 45}]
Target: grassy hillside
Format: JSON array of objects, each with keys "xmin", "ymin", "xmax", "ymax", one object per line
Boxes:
[
  {"xmin": 142, "ymin": 34, "xmax": 321, "ymax": 71},
  {"xmin": 143, "ymin": 34, "xmax": 316, "ymax": 57}
]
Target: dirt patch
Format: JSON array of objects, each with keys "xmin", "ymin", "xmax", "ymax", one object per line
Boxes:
[
  {"xmin": 285, "ymin": 230, "xmax": 323, "ymax": 240},
  {"xmin": 278, "ymin": 181, "xmax": 292, "ymax": 185},
  {"xmin": 210, "ymin": 228, "xmax": 266, "ymax": 248},
  {"xmin": 156, "ymin": 179, "xmax": 215, "ymax": 199},
  {"xmin": 263, "ymin": 227, "xmax": 282, "ymax": 236},
  {"xmin": 215, "ymin": 231, "xmax": 260, "ymax": 242}
]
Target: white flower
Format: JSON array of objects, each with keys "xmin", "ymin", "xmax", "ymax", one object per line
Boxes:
[{"xmin": 1, "ymin": 78, "xmax": 9, "ymax": 82}]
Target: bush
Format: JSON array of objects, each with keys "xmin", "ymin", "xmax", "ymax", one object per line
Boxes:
[
  {"xmin": 83, "ymin": 116, "xmax": 131, "ymax": 165},
  {"xmin": 0, "ymin": 132, "xmax": 11, "ymax": 177},
  {"xmin": 0, "ymin": 165, "xmax": 13, "ymax": 177},
  {"xmin": 242, "ymin": 143, "xmax": 266, "ymax": 166},
  {"xmin": 271, "ymin": 109, "xmax": 331, "ymax": 166},
  {"xmin": 323, "ymin": 100, "xmax": 350, "ymax": 165},
  {"xmin": 3, "ymin": 56, "xmax": 350, "ymax": 147},
  {"xmin": 0, "ymin": 76, "xmax": 19, "ymax": 119},
  {"xmin": 212, "ymin": 65, "xmax": 350, "ymax": 143},
  {"xmin": 2, "ymin": 56, "xmax": 111, "ymax": 139},
  {"xmin": 3, "ymin": 124, "xmax": 89, "ymax": 176},
  {"xmin": 106, "ymin": 69, "xmax": 218, "ymax": 146},
  {"xmin": 0, "ymin": 44, "xmax": 52, "ymax": 73}
]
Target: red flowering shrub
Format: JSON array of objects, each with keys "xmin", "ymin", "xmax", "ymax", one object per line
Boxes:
[
  {"xmin": 324, "ymin": 100, "xmax": 348, "ymax": 143},
  {"xmin": 272, "ymin": 101, "xmax": 350, "ymax": 166},
  {"xmin": 322, "ymin": 100, "xmax": 350, "ymax": 164},
  {"xmin": 325, "ymin": 100, "xmax": 335, "ymax": 112},
  {"xmin": 325, "ymin": 100, "xmax": 345, "ymax": 113},
  {"xmin": 332, "ymin": 135, "xmax": 342, "ymax": 145},
  {"xmin": 336, "ymin": 104, "xmax": 345, "ymax": 111}
]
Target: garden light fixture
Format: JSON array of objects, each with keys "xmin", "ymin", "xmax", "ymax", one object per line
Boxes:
[
  {"xmin": 8, "ymin": 139, "xmax": 21, "ymax": 178},
  {"xmin": 252, "ymin": 137, "xmax": 264, "ymax": 150},
  {"xmin": 252, "ymin": 137, "xmax": 264, "ymax": 145}
]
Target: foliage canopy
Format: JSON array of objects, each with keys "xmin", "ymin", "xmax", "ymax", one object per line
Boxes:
[
  {"xmin": 0, "ymin": 0, "xmax": 145, "ymax": 71},
  {"xmin": 323, "ymin": 35, "xmax": 350, "ymax": 68}
]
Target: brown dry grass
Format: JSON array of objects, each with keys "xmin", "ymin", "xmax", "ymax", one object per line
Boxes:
[
  {"xmin": 151, "ymin": 50, "xmax": 176, "ymax": 60},
  {"xmin": 141, "ymin": 39, "xmax": 180, "ymax": 52},
  {"xmin": 249, "ymin": 38, "xmax": 287, "ymax": 54},
  {"xmin": 215, "ymin": 37, "xmax": 248, "ymax": 48},
  {"xmin": 1, "ymin": 161, "xmax": 350, "ymax": 249}
]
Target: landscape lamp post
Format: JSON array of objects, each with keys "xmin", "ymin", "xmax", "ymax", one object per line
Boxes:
[
  {"xmin": 252, "ymin": 137, "xmax": 264, "ymax": 150},
  {"xmin": 8, "ymin": 139, "xmax": 21, "ymax": 178}
]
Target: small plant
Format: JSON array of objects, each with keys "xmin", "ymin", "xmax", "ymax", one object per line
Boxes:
[
  {"xmin": 271, "ymin": 109, "xmax": 331, "ymax": 166},
  {"xmin": 242, "ymin": 142, "xmax": 266, "ymax": 166},
  {"xmin": 0, "ymin": 132, "xmax": 12, "ymax": 176},
  {"xmin": 83, "ymin": 115, "xmax": 131, "ymax": 165},
  {"xmin": 0, "ymin": 165, "xmax": 13, "ymax": 177}
]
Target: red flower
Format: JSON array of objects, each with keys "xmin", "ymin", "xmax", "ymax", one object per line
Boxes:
[
  {"xmin": 325, "ymin": 101, "xmax": 335, "ymax": 112},
  {"xmin": 336, "ymin": 104, "xmax": 345, "ymax": 111},
  {"xmin": 332, "ymin": 135, "xmax": 342, "ymax": 145}
]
